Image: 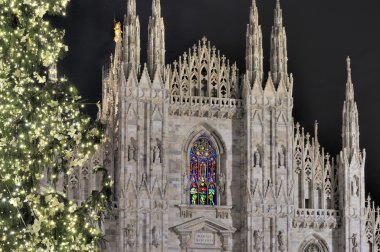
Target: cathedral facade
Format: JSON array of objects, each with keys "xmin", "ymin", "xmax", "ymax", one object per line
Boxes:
[{"xmin": 68, "ymin": 0, "xmax": 380, "ymax": 251}]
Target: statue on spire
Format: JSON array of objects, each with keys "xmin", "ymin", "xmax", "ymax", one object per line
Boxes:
[{"xmin": 114, "ymin": 22, "xmax": 122, "ymax": 43}]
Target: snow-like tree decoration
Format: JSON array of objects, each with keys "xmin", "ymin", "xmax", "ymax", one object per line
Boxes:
[{"xmin": 0, "ymin": 0, "xmax": 112, "ymax": 251}]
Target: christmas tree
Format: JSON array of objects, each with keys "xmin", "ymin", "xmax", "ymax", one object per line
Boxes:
[{"xmin": 0, "ymin": 0, "xmax": 112, "ymax": 251}]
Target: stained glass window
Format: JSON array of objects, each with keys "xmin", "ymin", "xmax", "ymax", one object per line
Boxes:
[{"xmin": 189, "ymin": 135, "xmax": 217, "ymax": 206}]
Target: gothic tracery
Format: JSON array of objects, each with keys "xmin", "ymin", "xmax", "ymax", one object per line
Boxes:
[{"xmin": 170, "ymin": 37, "xmax": 240, "ymax": 101}]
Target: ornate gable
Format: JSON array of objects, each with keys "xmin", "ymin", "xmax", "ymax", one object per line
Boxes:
[
  {"xmin": 171, "ymin": 217, "xmax": 236, "ymax": 250},
  {"xmin": 169, "ymin": 37, "xmax": 240, "ymax": 99},
  {"xmin": 168, "ymin": 37, "xmax": 243, "ymax": 119}
]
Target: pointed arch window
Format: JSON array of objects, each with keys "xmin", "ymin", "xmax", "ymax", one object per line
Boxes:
[{"xmin": 189, "ymin": 135, "xmax": 217, "ymax": 206}]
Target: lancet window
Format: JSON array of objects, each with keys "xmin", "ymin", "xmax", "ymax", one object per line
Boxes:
[{"xmin": 189, "ymin": 135, "xmax": 217, "ymax": 206}]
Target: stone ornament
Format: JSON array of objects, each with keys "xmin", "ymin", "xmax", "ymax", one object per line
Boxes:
[
  {"xmin": 141, "ymin": 173, "xmax": 147, "ymax": 187},
  {"xmin": 351, "ymin": 233, "xmax": 358, "ymax": 252},
  {"xmin": 351, "ymin": 176, "xmax": 359, "ymax": 197},
  {"xmin": 152, "ymin": 226, "xmax": 160, "ymax": 248},
  {"xmin": 253, "ymin": 230, "xmax": 263, "ymax": 251},
  {"xmin": 81, "ymin": 166, "xmax": 89, "ymax": 180},
  {"xmin": 126, "ymin": 224, "xmax": 136, "ymax": 247},
  {"xmin": 153, "ymin": 145, "xmax": 161, "ymax": 164},
  {"xmin": 278, "ymin": 230, "xmax": 286, "ymax": 251},
  {"xmin": 69, "ymin": 172, "xmax": 79, "ymax": 189},
  {"xmin": 278, "ymin": 147, "xmax": 285, "ymax": 168},
  {"xmin": 128, "ymin": 144, "xmax": 136, "ymax": 161},
  {"xmin": 218, "ymin": 172, "xmax": 226, "ymax": 195},
  {"xmin": 254, "ymin": 150, "xmax": 261, "ymax": 168},
  {"xmin": 182, "ymin": 172, "xmax": 188, "ymax": 194},
  {"xmin": 180, "ymin": 234, "xmax": 191, "ymax": 249}
]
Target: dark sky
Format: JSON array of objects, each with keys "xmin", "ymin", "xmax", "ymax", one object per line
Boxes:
[{"xmin": 54, "ymin": 0, "xmax": 380, "ymax": 203}]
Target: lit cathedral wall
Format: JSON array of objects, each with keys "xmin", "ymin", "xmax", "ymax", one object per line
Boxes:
[{"xmin": 166, "ymin": 118, "xmax": 243, "ymax": 250}]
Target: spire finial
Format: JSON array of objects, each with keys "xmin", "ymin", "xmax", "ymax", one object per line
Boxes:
[
  {"xmin": 314, "ymin": 120, "xmax": 319, "ymax": 142},
  {"xmin": 274, "ymin": 0, "xmax": 283, "ymax": 26},
  {"xmin": 346, "ymin": 56, "xmax": 354, "ymax": 101},
  {"xmin": 347, "ymin": 56, "xmax": 352, "ymax": 79},
  {"xmin": 202, "ymin": 36, "xmax": 207, "ymax": 45},
  {"xmin": 252, "ymin": 0, "xmax": 258, "ymax": 10},
  {"xmin": 152, "ymin": 0, "xmax": 161, "ymax": 17},
  {"xmin": 127, "ymin": 0, "xmax": 136, "ymax": 17},
  {"xmin": 342, "ymin": 56, "xmax": 360, "ymax": 153},
  {"xmin": 249, "ymin": 0, "xmax": 259, "ymax": 25}
]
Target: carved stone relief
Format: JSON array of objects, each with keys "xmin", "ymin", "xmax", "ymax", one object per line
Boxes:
[
  {"xmin": 152, "ymin": 145, "xmax": 161, "ymax": 163},
  {"xmin": 172, "ymin": 217, "xmax": 236, "ymax": 251},
  {"xmin": 126, "ymin": 223, "xmax": 136, "ymax": 247},
  {"xmin": 152, "ymin": 226, "xmax": 160, "ymax": 248},
  {"xmin": 351, "ymin": 176, "xmax": 359, "ymax": 197},
  {"xmin": 351, "ymin": 233, "xmax": 358, "ymax": 252},
  {"xmin": 253, "ymin": 230, "xmax": 263, "ymax": 251},
  {"xmin": 128, "ymin": 137, "xmax": 137, "ymax": 162},
  {"xmin": 278, "ymin": 145, "xmax": 286, "ymax": 168},
  {"xmin": 278, "ymin": 230, "xmax": 286, "ymax": 251},
  {"xmin": 254, "ymin": 149, "xmax": 261, "ymax": 168}
]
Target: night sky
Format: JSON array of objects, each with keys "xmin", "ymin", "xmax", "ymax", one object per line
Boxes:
[{"xmin": 53, "ymin": 0, "xmax": 380, "ymax": 203}]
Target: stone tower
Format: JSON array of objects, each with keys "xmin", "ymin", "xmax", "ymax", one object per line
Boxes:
[
  {"xmin": 68, "ymin": 0, "xmax": 380, "ymax": 251},
  {"xmin": 243, "ymin": 0, "xmax": 295, "ymax": 251},
  {"xmin": 338, "ymin": 57, "xmax": 367, "ymax": 251}
]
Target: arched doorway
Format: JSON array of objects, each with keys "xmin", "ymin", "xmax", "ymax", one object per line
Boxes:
[{"xmin": 298, "ymin": 235, "xmax": 329, "ymax": 252}]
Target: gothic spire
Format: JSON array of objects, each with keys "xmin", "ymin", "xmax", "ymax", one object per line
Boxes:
[
  {"xmin": 148, "ymin": 0, "xmax": 166, "ymax": 77},
  {"xmin": 346, "ymin": 56, "xmax": 355, "ymax": 101},
  {"xmin": 314, "ymin": 120, "xmax": 320, "ymax": 148},
  {"xmin": 246, "ymin": 0, "xmax": 263, "ymax": 86},
  {"xmin": 152, "ymin": 0, "xmax": 161, "ymax": 17},
  {"xmin": 250, "ymin": 0, "xmax": 258, "ymax": 25},
  {"xmin": 274, "ymin": 0, "xmax": 282, "ymax": 25},
  {"xmin": 270, "ymin": 0, "xmax": 288, "ymax": 86},
  {"xmin": 127, "ymin": 0, "xmax": 136, "ymax": 19},
  {"xmin": 342, "ymin": 57, "xmax": 360, "ymax": 155},
  {"xmin": 123, "ymin": 0, "xmax": 141, "ymax": 75}
]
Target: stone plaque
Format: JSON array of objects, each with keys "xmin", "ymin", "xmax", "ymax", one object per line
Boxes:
[{"xmin": 194, "ymin": 232, "xmax": 214, "ymax": 245}]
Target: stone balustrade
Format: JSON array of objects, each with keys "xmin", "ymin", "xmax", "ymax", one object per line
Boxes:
[
  {"xmin": 293, "ymin": 208, "xmax": 340, "ymax": 229},
  {"xmin": 169, "ymin": 95, "xmax": 243, "ymax": 118}
]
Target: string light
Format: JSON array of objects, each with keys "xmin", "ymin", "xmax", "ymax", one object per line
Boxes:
[{"xmin": 0, "ymin": 0, "xmax": 112, "ymax": 251}]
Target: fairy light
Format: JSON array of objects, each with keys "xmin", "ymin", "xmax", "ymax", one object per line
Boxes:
[{"xmin": 0, "ymin": 0, "xmax": 112, "ymax": 251}]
